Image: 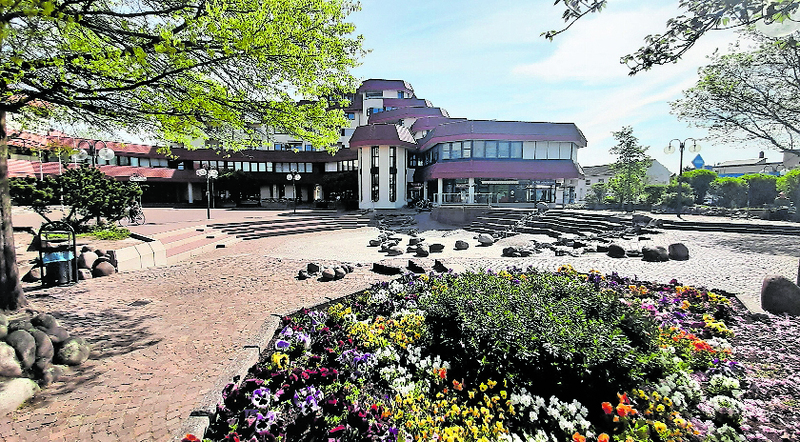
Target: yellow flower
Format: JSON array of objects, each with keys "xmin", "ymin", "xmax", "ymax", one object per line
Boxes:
[
  {"xmin": 271, "ymin": 352, "xmax": 288, "ymax": 369},
  {"xmin": 500, "ymin": 390, "xmax": 507, "ymax": 399},
  {"xmin": 479, "ymin": 383, "xmax": 488, "ymax": 392},
  {"xmin": 487, "ymin": 379, "xmax": 497, "ymax": 389},
  {"xmin": 656, "ymin": 404, "xmax": 665, "ymax": 413},
  {"xmin": 653, "ymin": 421, "xmax": 667, "ymax": 433}
]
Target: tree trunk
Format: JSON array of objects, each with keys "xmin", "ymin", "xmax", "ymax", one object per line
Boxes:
[{"xmin": 0, "ymin": 110, "xmax": 27, "ymax": 311}]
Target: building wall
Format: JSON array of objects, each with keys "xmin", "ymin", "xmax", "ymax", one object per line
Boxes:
[{"xmin": 358, "ymin": 144, "xmax": 408, "ymax": 209}]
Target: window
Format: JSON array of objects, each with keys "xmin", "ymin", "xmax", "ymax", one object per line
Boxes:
[
  {"xmin": 397, "ymin": 91, "xmax": 404, "ymax": 99},
  {"xmin": 451, "ymin": 142, "xmax": 462, "ymax": 159},
  {"xmin": 598, "ymin": 178, "xmax": 604, "ymax": 183},
  {"xmin": 511, "ymin": 142, "xmax": 523, "ymax": 158},
  {"xmin": 234, "ymin": 162, "xmax": 242, "ymax": 171},
  {"xmin": 371, "ymin": 146, "xmax": 380, "ymax": 202},
  {"xmin": 242, "ymin": 162, "xmax": 250, "ymax": 172},
  {"xmin": 441, "ymin": 143, "xmax": 451, "ymax": 160},
  {"xmin": 462, "ymin": 141, "xmax": 472, "ymax": 158},
  {"xmin": 140, "ymin": 158, "xmax": 151, "ymax": 167},
  {"xmin": 473, "ymin": 140, "xmax": 485, "ymax": 158},
  {"xmin": 274, "ymin": 143, "xmax": 283, "ymax": 151},
  {"xmin": 258, "ymin": 163, "xmax": 266, "ymax": 172},
  {"xmin": 306, "ymin": 163, "xmax": 313, "ymax": 173},
  {"xmin": 365, "ymin": 91, "xmax": 382, "ymax": 99},
  {"xmin": 485, "ymin": 141, "xmax": 498, "ymax": 158},
  {"xmin": 266, "ymin": 162, "xmax": 273, "ymax": 172},
  {"xmin": 535, "ymin": 141, "xmax": 548, "ymax": 159},
  {"xmin": 585, "ymin": 180, "xmax": 591, "ymax": 186},
  {"xmin": 498, "ymin": 141, "xmax": 510, "ymax": 158},
  {"xmin": 345, "ymin": 112, "xmax": 355, "ymax": 120},
  {"xmin": 288, "ymin": 143, "xmax": 302, "ymax": 151},
  {"xmin": 389, "ymin": 146, "xmax": 397, "ymax": 202},
  {"xmin": 305, "ymin": 144, "xmax": 314, "ymax": 151},
  {"xmin": 118, "ymin": 156, "xmax": 130, "ymax": 166}
]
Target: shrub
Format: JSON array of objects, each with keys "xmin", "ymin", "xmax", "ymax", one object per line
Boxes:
[
  {"xmin": 709, "ymin": 177, "xmax": 748, "ymax": 208},
  {"xmin": 659, "ymin": 182, "xmax": 693, "ymax": 209},
  {"xmin": 681, "ymin": 169, "xmax": 718, "ymax": 204},
  {"xmin": 741, "ymin": 173, "xmax": 777, "ymax": 206},
  {"xmin": 642, "ymin": 184, "xmax": 667, "ymax": 205},
  {"xmin": 91, "ymin": 224, "xmax": 131, "ymax": 241},
  {"xmin": 777, "ymin": 168, "xmax": 800, "ymax": 205}
]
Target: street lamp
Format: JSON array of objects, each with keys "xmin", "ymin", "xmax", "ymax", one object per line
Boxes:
[
  {"xmin": 286, "ymin": 170, "xmax": 301, "ymax": 214},
  {"xmin": 196, "ymin": 166, "xmax": 219, "ymax": 219},
  {"xmin": 74, "ymin": 140, "xmax": 115, "ymax": 166},
  {"xmin": 665, "ymin": 138, "xmax": 701, "ymax": 218}
]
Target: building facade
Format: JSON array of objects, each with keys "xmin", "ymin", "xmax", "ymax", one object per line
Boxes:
[
  {"xmin": 8, "ymin": 79, "xmax": 588, "ymax": 209},
  {"xmin": 576, "ymin": 160, "xmax": 672, "ymax": 203}
]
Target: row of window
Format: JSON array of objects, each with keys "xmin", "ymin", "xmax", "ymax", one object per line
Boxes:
[
  {"xmin": 408, "ymin": 140, "xmax": 576, "ymax": 167},
  {"xmin": 441, "ymin": 141, "xmax": 524, "ymax": 160},
  {"xmin": 364, "ymin": 91, "xmax": 405, "ymax": 99},
  {"xmin": 195, "ymin": 160, "xmax": 315, "ymax": 174}
]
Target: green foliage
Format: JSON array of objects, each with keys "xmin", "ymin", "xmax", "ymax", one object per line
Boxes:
[
  {"xmin": 777, "ymin": 168, "xmax": 800, "ymax": 205},
  {"xmin": 90, "ymin": 224, "xmax": 131, "ymax": 241},
  {"xmin": 741, "ymin": 173, "xmax": 778, "ymax": 206},
  {"xmin": 2, "ymin": 0, "xmax": 364, "ymax": 152},
  {"xmin": 659, "ymin": 181, "xmax": 693, "ymax": 209},
  {"xmin": 672, "ymin": 30, "xmax": 800, "ymax": 153},
  {"xmin": 681, "ymin": 169, "xmax": 718, "ymax": 204},
  {"xmin": 419, "ymin": 270, "xmax": 661, "ymax": 408},
  {"xmin": 585, "ymin": 183, "xmax": 607, "ymax": 204},
  {"xmin": 709, "ymin": 177, "xmax": 748, "ymax": 208},
  {"xmin": 608, "ymin": 126, "xmax": 652, "ymax": 205},
  {"xmin": 642, "ymin": 184, "xmax": 667, "ymax": 205},
  {"xmin": 10, "ymin": 166, "xmax": 142, "ymax": 232}
]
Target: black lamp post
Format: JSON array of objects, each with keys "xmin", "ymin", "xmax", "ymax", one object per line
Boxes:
[
  {"xmin": 286, "ymin": 170, "xmax": 301, "ymax": 214},
  {"xmin": 665, "ymin": 138, "xmax": 700, "ymax": 218},
  {"xmin": 196, "ymin": 166, "xmax": 219, "ymax": 219}
]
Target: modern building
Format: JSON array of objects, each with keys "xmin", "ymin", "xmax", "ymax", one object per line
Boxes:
[
  {"xmin": 7, "ymin": 79, "xmax": 588, "ymax": 209},
  {"xmin": 576, "ymin": 160, "xmax": 672, "ymax": 202}
]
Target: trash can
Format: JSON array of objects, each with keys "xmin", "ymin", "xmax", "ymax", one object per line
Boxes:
[{"xmin": 42, "ymin": 248, "xmax": 75, "ymax": 286}]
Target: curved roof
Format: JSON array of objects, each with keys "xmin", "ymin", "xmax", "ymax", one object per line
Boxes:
[
  {"xmin": 414, "ymin": 159, "xmax": 583, "ymax": 182},
  {"xmin": 382, "ymin": 98, "xmax": 432, "ymax": 109},
  {"xmin": 417, "ymin": 120, "xmax": 587, "ymax": 151},
  {"xmin": 368, "ymin": 107, "xmax": 449, "ymax": 125},
  {"xmin": 410, "ymin": 116, "xmax": 465, "ymax": 133},
  {"xmin": 349, "ymin": 124, "xmax": 417, "ymax": 149}
]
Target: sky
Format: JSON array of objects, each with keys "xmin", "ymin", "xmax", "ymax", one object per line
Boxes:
[{"xmin": 347, "ymin": 0, "xmax": 778, "ymax": 172}]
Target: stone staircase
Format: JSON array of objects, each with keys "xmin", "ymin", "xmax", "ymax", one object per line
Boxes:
[
  {"xmin": 467, "ymin": 209, "xmax": 632, "ymax": 239},
  {"xmin": 466, "ymin": 209, "xmax": 534, "ymax": 238},
  {"xmin": 208, "ymin": 211, "xmax": 371, "ymax": 241},
  {"xmin": 151, "ymin": 225, "xmax": 242, "ymax": 265},
  {"xmin": 658, "ymin": 218, "xmax": 800, "ymax": 236}
]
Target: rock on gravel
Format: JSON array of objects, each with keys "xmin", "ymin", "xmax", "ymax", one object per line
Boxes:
[{"xmin": 761, "ymin": 275, "xmax": 800, "ymax": 316}]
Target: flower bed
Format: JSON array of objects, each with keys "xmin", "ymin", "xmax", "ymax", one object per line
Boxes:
[{"xmin": 188, "ymin": 265, "xmax": 799, "ymax": 442}]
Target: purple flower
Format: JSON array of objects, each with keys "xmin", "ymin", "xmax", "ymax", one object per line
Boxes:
[
  {"xmin": 275, "ymin": 340, "xmax": 291, "ymax": 350},
  {"xmin": 251, "ymin": 387, "xmax": 272, "ymax": 408}
]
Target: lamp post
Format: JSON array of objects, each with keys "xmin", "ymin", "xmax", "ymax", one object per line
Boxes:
[
  {"xmin": 74, "ymin": 140, "xmax": 115, "ymax": 166},
  {"xmin": 665, "ymin": 138, "xmax": 700, "ymax": 218},
  {"xmin": 196, "ymin": 166, "xmax": 219, "ymax": 219},
  {"xmin": 286, "ymin": 170, "xmax": 301, "ymax": 214}
]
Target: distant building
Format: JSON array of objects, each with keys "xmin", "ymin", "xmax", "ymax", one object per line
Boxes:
[
  {"xmin": 712, "ymin": 151, "xmax": 787, "ymax": 177},
  {"xmin": 575, "ymin": 159, "xmax": 671, "ymax": 202}
]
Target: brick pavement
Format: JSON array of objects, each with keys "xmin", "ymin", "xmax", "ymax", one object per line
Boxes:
[{"xmin": 2, "ymin": 212, "xmax": 799, "ymax": 441}]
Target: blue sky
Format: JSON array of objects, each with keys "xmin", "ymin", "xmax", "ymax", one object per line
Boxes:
[{"xmin": 348, "ymin": 0, "xmax": 776, "ymax": 172}]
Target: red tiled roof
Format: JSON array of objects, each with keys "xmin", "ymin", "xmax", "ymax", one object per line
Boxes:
[{"xmin": 349, "ymin": 124, "xmax": 417, "ymax": 149}]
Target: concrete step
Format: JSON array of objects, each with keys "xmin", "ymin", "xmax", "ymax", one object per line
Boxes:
[{"xmin": 165, "ymin": 234, "xmax": 240, "ymax": 265}]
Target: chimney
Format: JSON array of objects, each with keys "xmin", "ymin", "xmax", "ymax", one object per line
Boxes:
[{"xmin": 759, "ymin": 151, "xmax": 765, "ymax": 158}]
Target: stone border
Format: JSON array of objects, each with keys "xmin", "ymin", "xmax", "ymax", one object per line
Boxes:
[
  {"xmin": 112, "ymin": 233, "xmax": 167, "ymax": 273},
  {"xmin": 174, "ymin": 288, "xmax": 368, "ymax": 440}
]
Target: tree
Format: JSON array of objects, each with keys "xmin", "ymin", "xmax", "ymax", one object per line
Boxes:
[
  {"xmin": 642, "ymin": 184, "xmax": 668, "ymax": 206},
  {"xmin": 709, "ymin": 177, "xmax": 748, "ymax": 208},
  {"xmin": 547, "ymin": 1, "xmax": 800, "ymax": 75},
  {"xmin": 672, "ymin": 31, "xmax": 800, "ymax": 155},
  {"xmin": 0, "ymin": 0, "xmax": 363, "ymax": 311},
  {"xmin": 660, "ymin": 181, "xmax": 694, "ymax": 210},
  {"xmin": 584, "ymin": 183, "xmax": 607, "ymax": 205},
  {"xmin": 10, "ymin": 167, "xmax": 142, "ymax": 231},
  {"xmin": 741, "ymin": 173, "xmax": 778, "ymax": 206},
  {"xmin": 777, "ymin": 168, "xmax": 800, "ymax": 205},
  {"xmin": 680, "ymin": 169, "xmax": 718, "ymax": 204},
  {"xmin": 607, "ymin": 126, "xmax": 652, "ymax": 206}
]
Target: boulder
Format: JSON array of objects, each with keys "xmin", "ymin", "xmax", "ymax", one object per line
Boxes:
[
  {"xmin": 40, "ymin": 364, "xmax": 68, "ymax": 387},
  {"xmin": 7, "ymin": 330, "xmax": 36, "ymax": 369},
  {"xmin": 333, "ymin": 267, "xmax": 347, "ymax": 280},
  {"xmin": 626, "ymin": 249, "xmax": 642, "ymax": 258},
  {"xmin": 307, "ymin": 262, "xmax": 321, "ymax": 274},
  {"xmin": 415, "ymin": 244, "xmax": 430, "ymax": 257},
  {"xmin": 31, "ymin": 329, "xmax": 54, "ymax": 362},
  {"xmin": 77, "ymin": 268, "xmax": 93, "ymax": 280},
  {"xmin": 429, "ymin": 243, "xmax": 445, "ymax": 253},
  {"xmin": 432, "ymin": 260, "xmax": 449, "ymax": 273},
  {"xmin": 8, "ymin": 319, "xmax": 34, "ymax": 333},
  {"xmin": 80, "ymin": 245, "xmax": 96, "ymax": 253},
  {"xmin": 407, "ymin": 260, "xmax": 426, "ymax": 274},
  {"xmin": 642, "ymin": 246, "xmax": 669, "ymax": 262},
  {"xmin": 92, "ymin": 261, "xmax": 116, "ymax": 277},
  {"xmin": 406, "ymin": 246, "xmax": 418, "ymax": 254},
  {"xmin": 0, "ymin": 343, "xmax": 22, "ymax": 377},
  {"xmin": 44, "ymin": 326, "xmax": 70, "ymax": 345},
  {"xmin": 0, "ymin": 378, "xmax": 40, "ymax": 415},
  {"xmin": 77, "ymin": 251, "xmax": 99, "ymax": 269},
  {"xmin": 32, "ymin": 314, "xmax": 58, "ymax": 330},
  {"xmin": 607, "ymin": 244, "xmax": 626, "ymax": 258},
  {"xmin": 668, "ymin": 243, "xmax": 690, "ymax": 261},
  {"xmin": 21, "ymin": 267, "xmax": 41, "ymax": 283},
  {"xmin": 345, "ymin": 264, "xmax": 355, "ymax": 273},
  {"xmin": 297, "ymin": 270, "xmax": 310, "ymax": 280},
  {"xmin": 321, "ymin": 268, "xmax": 336, "ymax": 281},
  {"xmin": 454, "ymin": 240, "xmax": 470, "ymax": 251},
  {"xmin": 408, "ymin": 236, "xmax": 424, "ymax": 246},
  {"xmin": 371, "ymin": 263, "xmax": 402, "ymax": 275},
  {"xmin": 596, "ymin": 244, "xmax": 609, "ymax": 253},
  {"xmin": 502, "ymin": 247, "xmax": 521, "ymax": 258},
  {"xmin": 477, "ymin": 234, "xmax": 495, "ymax": 246},
  {"xmin": 93, "ymin": 248, "xmax": 107, "ymax": 257},
  {"xmin": 368, "ymin": 239, "xmax": 382, "ymax": 247},
  {"xmin": 56, "ymin": 337, "xmax": 91, "ymax": 366},
  {"xmin": 386, "ymin": 246, "xmax": 404, "ymax": 256},
  {"xmin": 761, "ymin": 275, "xmax": 800, "ymax": 316}
]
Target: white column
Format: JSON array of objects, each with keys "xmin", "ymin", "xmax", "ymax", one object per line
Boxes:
[
  {"xmin": 468, "ymin": 177, "xmax": 475, "ymax": 204},
  {"xmin": 437, "ymin": 178, "xmax": 443, "ymax": 205},
  {"xmin": 423, "ymin": 181, "xmax": 428, "ymax": 200},
  {"xmin": 187, "ymin": 182, "xmax": 194, "ymax": 203}
]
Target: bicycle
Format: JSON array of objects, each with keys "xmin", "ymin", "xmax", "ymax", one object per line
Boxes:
[{"xmin": 118, "ymin": 201, "xmax": 146, "ymax": 226}]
